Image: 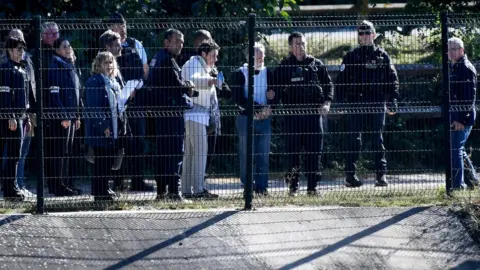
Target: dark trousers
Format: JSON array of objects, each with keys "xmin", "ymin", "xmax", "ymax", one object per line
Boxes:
[
  {"xmin": 129, "ymin": 117, "xmax": 147, "ymax": 189},
  {"xmin": 91, "ymin": 146, "xmax": 118, "ymax": 197},
  {"xmin": 44, "ymin": 121, "xmax": 75, "ymax": 193},
  {"xmin": 345, "ymin": 113, "xmax": 387, "ymax": 176},
  {"xmin": 284, "ymin": 115, "xmax": 324, "ymax": 191},
  {"xmin": 0, "ymin": 120, "xmax": 21, "ymax": 197},
  {"xmin": 155, "ymin": 116, "xmax": 183, "ymax": 195}
]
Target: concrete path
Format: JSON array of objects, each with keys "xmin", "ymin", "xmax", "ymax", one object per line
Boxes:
[{"xmin": 0, "ymin": 207, "xmax": 479, "ymax": 269}]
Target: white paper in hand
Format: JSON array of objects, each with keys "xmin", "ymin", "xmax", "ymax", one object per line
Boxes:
[{"xmin": 118, "ymin": 80, "xmax": 144, "ymax": 113}]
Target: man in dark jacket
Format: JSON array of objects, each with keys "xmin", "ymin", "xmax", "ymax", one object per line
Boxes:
[
  {"xmin": 447, "ymin": 37, "xmax": 478, "ymax": 189},
  {"xmin": 147, "ymin": 29, "xmax": 195, "ymax": 201},
  {"xmin": 336, "ymin": 21, "xmax": 399, "ymax": 188},
  {"xmin": 33, "ymin": 22, "xmax": 59, "ymax": 92},
  {"xmin": 0, "ymin": 37, "xmax": 32, "ymax": 201},
  {"xmin": 271, "ymin": 32, "xmax": 334, "ymax": 196}
]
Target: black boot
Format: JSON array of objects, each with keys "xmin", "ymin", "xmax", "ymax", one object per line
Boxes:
[
  {"xmin": 130, "ymin": 179, "xmax": 155, "ymax": 192},
  {"xmin": 345, "ymin": 174, "xmax": 363, "ymax": 188}
]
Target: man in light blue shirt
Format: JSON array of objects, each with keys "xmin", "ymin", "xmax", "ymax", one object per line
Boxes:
[
  {"xmin": 108, "ymin": 12, "xmax": 149, "ymax": 80},
  {"xmin": 107, "ymin": 13, "xmax": 153, "ymax": 192}
]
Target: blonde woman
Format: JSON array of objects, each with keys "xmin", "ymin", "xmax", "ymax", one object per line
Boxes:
[
  {"xmin": 180, "ymin": 40, "xmax": 220, "ymax": 198},
  {"xmin": 84, "ymin": 52, "xmax": 125, "ymax": 201}
]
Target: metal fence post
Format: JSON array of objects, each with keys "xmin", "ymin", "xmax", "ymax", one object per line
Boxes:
[
  {"xmin": 33, "ymin": 16, "xmax": 45, "ymax": 213},
  {"xmin": 244, "ymin": 13, "xmax": 256, "ymax": 210},
  {"xmin": 441, "ymin": 11, "xmax": 452, "ymax": 195}
]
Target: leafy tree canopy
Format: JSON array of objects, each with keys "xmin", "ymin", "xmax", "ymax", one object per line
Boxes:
[{"xmin": 0, "ymin": 0, "xmax": 299, "ymax": 18}]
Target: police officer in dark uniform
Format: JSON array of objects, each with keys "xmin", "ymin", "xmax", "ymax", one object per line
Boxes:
[
  {"xmin": 99, "ymin": 29, "xmax": 153, "ymax": 192},
  {"xmin": 45, "ymin": 37, "xmax": 83, "ymax": 196},
  {"xmin": 272, "ymin": 32, "xmax": 334, "ymax": 196},
  {"xmin": 0, "ymin": 37, "xmax": 32, "ymax": 201},
  {"xmin": 336, "ymin": 21, "xmax": 399, "ymax": 188},
  {"xmin": 108, "ymin": 13, "xmax": 149, "ymax": 80},
  {"xmin": 147, "ymin": 29, "xmax": 196, "ymax": 201},
  {"xmin": 108, "ymin": 13, "xmax": 154, "ymax": 192}
]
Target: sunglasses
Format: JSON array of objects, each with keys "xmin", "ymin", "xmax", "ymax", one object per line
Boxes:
[{"xmin": 358, "ymin": 31, "xmax": 372, "ymax": 36}]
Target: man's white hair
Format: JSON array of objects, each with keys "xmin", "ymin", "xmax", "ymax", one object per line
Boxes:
[
  {"xmin": 254, "ymin": 42, "xmax": 265, "ymax": 53},
  {"xmin": 448, "ymin": 37, "xmax": 464, "ymax": 49},
  {"xmin": 244, "ymin": 42, "xmax": 265, "ymax": 59},
  {"xmin": 41, "ymin": 21, "xmax": 58, "ymax": 34}
]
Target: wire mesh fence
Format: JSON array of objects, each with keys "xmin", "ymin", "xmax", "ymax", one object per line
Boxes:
[{"xmin": 0, "ymin": 13, "xmax": 479, "ymax": 212}]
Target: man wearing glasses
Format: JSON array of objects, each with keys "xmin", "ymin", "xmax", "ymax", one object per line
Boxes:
[
  {"xmin": 447, "ymin": 37, "xmax": 478, "ymax": 189},
  {"xmin": 336, "ymin": 20, "xmax": 399, "ymax": 188}
]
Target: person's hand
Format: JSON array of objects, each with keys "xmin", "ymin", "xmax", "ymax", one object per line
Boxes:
[
  {"xmin": 75, "ymin": 119, "xmax": 81, "ymax": 130},
  {"xmin": 254, "ymin": 107, "xmax": 272, "ymax": 120},
  {"xmin": 29, "ymin": 113, "xmax": 37, "ymax": 127},
  {"xmin": 25, "ymin": 119, "xmax": 32, "ymax": 134},
  {"xmin": 61, "ymin": 120, "xmax": 71, "ymax": 129},
  {"xmin": 452, "ymin": 121, "xmax": 465, "ymax": 131},
  {"xmin": 266, "ymin": 90, "xmax": 275, "ymax": 100},
  {"xmin": 387, "ymin": 108, "xmax": 396, "ymax": 116},
  {"xmin": 184, "ymin": 80, "xmax": 196, "ymax": 96},
  {"xmin": 104, "ymin": 128, "xmax": 111, "ymax": 137},
  {"xmin": 8, "ymin": 119, "xmax": 17, "ymax": 131},
  {"xmin": 208, "ymin": 78, "xmax": 217, "ymax": 86},
  {"xmin": 388, "ymin": 100, "xmax": 398, "ymax": 116},
  {"xmin": 70, "ymin": 50, "xmax": 77, "ymax": 62},
  {"xmin": 319, "ymin": 101, "xmax": 331, "ymax": 115},
  {"xmin": 130, "ymin": 90, "xmax": 136, "ymax": 98}
]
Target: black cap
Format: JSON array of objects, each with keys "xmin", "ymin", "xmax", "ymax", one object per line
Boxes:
[
  {"xmin": 358, "ymin": 20, "xmax": 375, "ymax": 32},
  {"xmin": 108, "ymin": 12, "xmax": 126, "ymax": 25}
]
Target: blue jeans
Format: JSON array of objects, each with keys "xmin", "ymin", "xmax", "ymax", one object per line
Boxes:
[
  {"xmin": 17, "ymin": 134, "xmax": 32, "ymax": 189},
  {"xmin": 2, "ymin": 119, "xmax": 31, "ymax": 188},
  {"xmin": 451, "ymin": 126, "xmax": 475, "ymax": 189},
  {"xmin": 236, "ymin": 115, "xmax": 271, "ymax": 193}
]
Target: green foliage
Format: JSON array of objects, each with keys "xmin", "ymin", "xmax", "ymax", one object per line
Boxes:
[
  {"xmin": 191, "ymin": 0, "xmax": 300, "ymax": 17},
  {"xmin": 405, "ymin": 0, "xmax": 480, "ymax": 13},
  {"xmin": 0, "ymin": 0, "xmax": 298, "ymax": 18}
]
